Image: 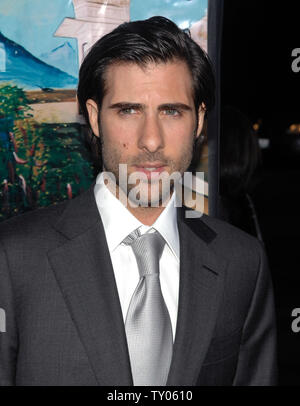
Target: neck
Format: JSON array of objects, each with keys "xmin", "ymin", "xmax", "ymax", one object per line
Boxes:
[
  {"xmin": 126, "ymin": 205, "xmax": 166, "ymax": 226},
  {"xmin": 124, "ymin": 188, "xmax": 173, "ymax": 226},
  {"xmin": 102, "ymin": 173, "xmax": 175, "ymax": 225},
  {"xmin": 104, "ymin": 179, "xmax": 172, "ymax": 226}
]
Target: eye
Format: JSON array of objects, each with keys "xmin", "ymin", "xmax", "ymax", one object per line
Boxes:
[
  {"xmin": 119, "ymin": 107, "xmax": 137, "ymax": 115},
  {"xmin": 163, "ymin": 109, "xmax": 181, "ymax": 117}
]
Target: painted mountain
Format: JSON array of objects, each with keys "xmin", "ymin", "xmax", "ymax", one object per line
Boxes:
[
  {"xmin": 0, "ymin": 32, "xmax": 77, "ymax": 90},
  {"xmin": 39, "ymin": 42, "xmax": 78, "ymax": 78}
]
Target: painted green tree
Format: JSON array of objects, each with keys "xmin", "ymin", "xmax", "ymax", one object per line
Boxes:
[
  {"xmin": 0, "ymin": 84, "xmax": 32, "ymax": 218},
  {"xmin": 0, "ymin": 83, "xmax": 95, "ymax": 221}
]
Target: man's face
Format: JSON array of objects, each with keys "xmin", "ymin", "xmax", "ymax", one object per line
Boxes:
[{"xmin": 86, "ymin": 60, "xmax": 205, "ymax": 206}]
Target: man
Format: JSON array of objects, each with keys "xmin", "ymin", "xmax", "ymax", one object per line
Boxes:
[{"xmin": 0, "ymin": 16, "xmax": 277, "ymax": 386}]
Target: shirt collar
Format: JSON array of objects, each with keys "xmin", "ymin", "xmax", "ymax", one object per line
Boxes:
[{"xmin": 94, "ymin": 172, "xmax": 179, "ymax": 260}]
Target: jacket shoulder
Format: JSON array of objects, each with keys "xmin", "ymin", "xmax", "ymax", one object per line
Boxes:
[
  {"xmin": 0, "ymin": 200, "xmax": 68, "ymax": 245},
  {"xmin": 199, "ymin": 213, "xmax": 265, "ymax": 264}
]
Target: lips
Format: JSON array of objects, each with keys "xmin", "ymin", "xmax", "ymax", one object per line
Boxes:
[{"xmin": 133, "ymin": 163, "xmax": 167, "ymax": 178}]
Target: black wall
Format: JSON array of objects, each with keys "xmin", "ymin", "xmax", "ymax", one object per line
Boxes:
[
  {"xmin": 221, "ymin": 1, "xmax": 300, "ymax": 386},
  {"xmin": 222, "ymin": 1, "xmax": 300, "ymax": 134}
]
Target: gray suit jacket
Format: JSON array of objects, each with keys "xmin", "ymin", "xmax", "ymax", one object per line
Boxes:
[{"xmin": 0, "ymin": 183, "xmax": 277, "ymax": 386}]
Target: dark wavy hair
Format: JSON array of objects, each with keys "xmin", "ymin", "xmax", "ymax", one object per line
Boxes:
[{"xmin": 77, "ymin": 16, "xmax": 215, "ymax": 170}]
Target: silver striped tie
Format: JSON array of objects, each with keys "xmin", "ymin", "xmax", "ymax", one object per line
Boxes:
[{"xmin": 123, "ymin": 229, "xmax": 173, "ymax": 386}]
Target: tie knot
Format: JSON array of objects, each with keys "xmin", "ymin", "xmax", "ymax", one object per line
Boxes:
[{"xmin": 123, "ymin": 230, "xmax": 166, "ymax": 277}]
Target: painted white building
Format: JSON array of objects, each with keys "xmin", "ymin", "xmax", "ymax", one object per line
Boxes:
[
  {"xmin": 0, "ymin": 43, "xmax": 6, "ymax": 72},
  {"xmin": 190, "ymin": 12, "xmax": 208, "ymax": 53},
  {"xmin": 55, "ymin": 0, "xmax": 130, "ymax": 67}
]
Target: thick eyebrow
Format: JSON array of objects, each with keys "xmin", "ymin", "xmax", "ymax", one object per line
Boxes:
[
  {"xmin": 158, "ymin": 103, "xmax": 192, "ymax": 112},
  {"xmin": 108, "ymin": 102, "xmax": 144, "ymax": 110},
  {"xmin": 108, "ymin": 102, "xmax": 193, "ymax": 111}
]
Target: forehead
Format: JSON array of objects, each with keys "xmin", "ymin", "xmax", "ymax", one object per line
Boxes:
[{"xmin": 102, "ymin": 60, "xmax": 194, "ymax": 104}]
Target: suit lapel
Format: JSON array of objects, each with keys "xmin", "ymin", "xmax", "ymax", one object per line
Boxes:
[
  {"xmin": 166, "ymin": 207, "xmax": 228, "ymax": 386},
  {"xmin": 47, "ymin": 184, "xmax": 133, "ymax": 386},
  {"xmin": 47, "ymin": 185, "xmax": 227, "ymax": 386}
]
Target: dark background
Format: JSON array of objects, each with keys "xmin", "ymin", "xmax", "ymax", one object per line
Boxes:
[{"xmin": 221, "ymin": 1, "xmax": 300, "ymax": 385}]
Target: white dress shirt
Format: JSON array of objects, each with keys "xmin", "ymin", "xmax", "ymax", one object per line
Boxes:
[{"xmin": 94, "ymin": 172, "xmax": 180, "ymax": 341}]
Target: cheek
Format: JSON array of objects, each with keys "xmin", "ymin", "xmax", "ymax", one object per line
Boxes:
[
  {"xmin": 162, "ymin": 117, "xmax": 195, "ymax": 138},
  {"xmin": 101, "ymin": 117, "xmax": 138, "ymax": 146},
  {"xmin": 101, "ymin": 131, "xmax": 133, "ymax": 165},
  {"xmin": 164, "ymin": 125, "xmax": 195, "ymax": 154}
]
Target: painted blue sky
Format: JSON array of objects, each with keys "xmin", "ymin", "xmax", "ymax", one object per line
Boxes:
[
  {"xmin": 0, "ymin": 0, "xmax": 207, "ymax": 77},
  {"xmin": 130, "ymin": 0, "xmax": 207, "ymax": 29},
  {"xmin": 0, "ymin": 0, "xmax": 77, "ymax": 59}
]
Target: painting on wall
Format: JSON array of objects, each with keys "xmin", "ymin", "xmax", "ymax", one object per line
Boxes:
[{"xmin": 0, "ymin": 0, "xmax": 208, "ymax": 221}]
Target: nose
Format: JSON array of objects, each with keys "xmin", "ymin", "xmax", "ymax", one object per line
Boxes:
[{"xmin": 137, "ymin": 114, "xmax": 164, "ymax": 153}]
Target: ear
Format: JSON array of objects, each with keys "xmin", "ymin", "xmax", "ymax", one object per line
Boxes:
[
  {"xmin": 86, "ymin": 99, "xmax": 100, "ymax": 137},
  {"xmin": 195, "ymin": 103, "xmax": 206, "ymax": 139}
]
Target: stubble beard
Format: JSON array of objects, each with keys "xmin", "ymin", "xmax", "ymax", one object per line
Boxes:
[{"xmin": 99, "ymin": 131, "xmax": 195, "ymax": 209}]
